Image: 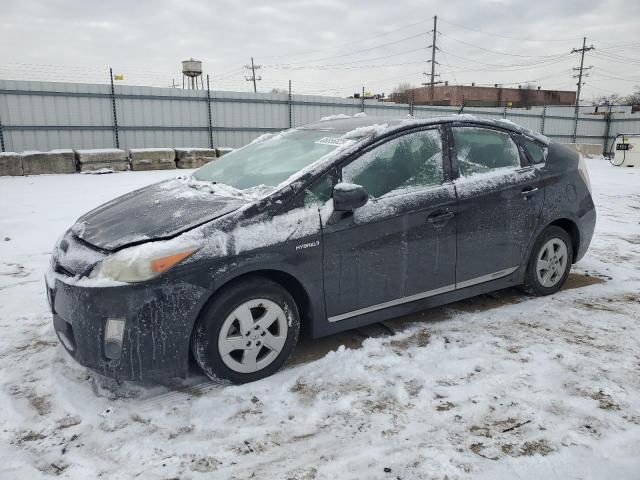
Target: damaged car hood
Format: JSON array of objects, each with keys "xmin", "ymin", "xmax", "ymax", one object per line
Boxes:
[{"xmin": 71, "ymin": 178, "xmax": 246, "ymax": 251}]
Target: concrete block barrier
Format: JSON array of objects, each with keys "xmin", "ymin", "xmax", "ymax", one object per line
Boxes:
[
  {"xmin": 22, "ymin": 150, "xmax": 76, "ymax": 175},
  {"xmin": 563, "ymin": 143, "xmax": 604, "ymax": 158},
  {"xmin": 216, "ymin": 147, "xmax": 234, "ymax": 158},
  {"xmin": 563, "ymin": 144, "xmax": 580, "ymax": 154},
  {"xmin": 76, "ymin": 149, "xmax": 128, "ymax": 172},
  {"xmin": 578, "ymin": 143, "xmax": 604, "ymax": 157},
  {"xmin": 175, "ymin": 148, "xmax": 217, "ymax": 169},
  {"xmin": 129, "ymin": 148, "xmax": 176, "ymax": 171},
  {"xmin": 79, "ymin": 161, "xmax": 129, "ymax": 172},
  {"xmin": 0, "ymin": 152, "xmax": 24, "ymax": 176}
]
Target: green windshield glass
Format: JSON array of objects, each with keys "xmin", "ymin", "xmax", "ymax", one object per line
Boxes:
[{"xmin": 192, "ymin": 129, "xmax": 350, "ymax": 190}]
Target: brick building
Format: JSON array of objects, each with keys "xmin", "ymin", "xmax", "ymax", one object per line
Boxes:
[{"xmin": 394, "ymin": 84, "xmax": 576, "ymax": 107}]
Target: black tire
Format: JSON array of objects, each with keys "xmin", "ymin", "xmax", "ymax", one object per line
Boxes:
[
  {"xmin": 522, "ymin": 226, "xmax": 573, "ymax": 296},
  {"xmin": 191, "ymin": 277, "xmax": 300, "ymax": 384}
]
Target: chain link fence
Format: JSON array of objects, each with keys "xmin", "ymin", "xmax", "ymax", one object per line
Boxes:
[{"xmin": 1, "ymin": 77, "xmax": 639, "ymax": 154}]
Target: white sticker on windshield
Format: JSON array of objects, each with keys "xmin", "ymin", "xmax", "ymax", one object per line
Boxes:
[{"xmin": 315, "ymin": 137, "xmax": 351, "ymax": 146}]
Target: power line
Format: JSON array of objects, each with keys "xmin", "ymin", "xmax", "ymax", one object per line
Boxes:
[
  {"xmin": 599, "ymin": 42, "xmax": 640, "ymax": 52},
  {"xmin": 266, "ymin": 47, "xmax": 426, "ymax": 70},
  {"xmin": 264, "ymin": 32, "xmax": 427, "ymax": 67},
  {"xmin": 438, "ymin": 48, "xmax": 459, "ymax": 86},
  {"xmin": 262, "ymin": 17, "xmax": 432, "ymax": 59},
  {"xmin": 212, "ymin": 66, "xmax": 244, "ymax": 80},
  {"xmin": 438, "ymin": 17, "xmax": 582, "ymax": 43},
  {"xmin": 591, "ymin": 50, "xmax": 640, "ymax": 65},
  {"xmin": 438, "ymin": 32, "xmax": 566, "ymax": 58},
  {"xmin": 472, "ymin": 69, "xmax": 575, "ymax": 87},
  {"xmin": 436, "ymin": 48, "xmax": 571, "ymax": 71},
  {"xmin": 591, "ymin": 72, "xmax": 640, "ymax": 83}
]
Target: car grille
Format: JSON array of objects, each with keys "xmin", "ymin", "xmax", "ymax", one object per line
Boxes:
[
  {"xmin": 54, "ymin": 263, "xmax": 75, "ymax": 277},
  {"xmin": 54, "ymin": 231, "xmax": 104, "ymax": 278}
]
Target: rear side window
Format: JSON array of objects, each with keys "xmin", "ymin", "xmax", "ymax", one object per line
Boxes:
[
  {"xmin": 342, "ymin": 129, "xmax": 444, "ymax": 198},
  {"xmin": 522, "ymin": 138, "xmax": 548, "ymax": 165},
  {"xmin": 452, "ymin": 127, "xmax": 521, "ymax": 177}
]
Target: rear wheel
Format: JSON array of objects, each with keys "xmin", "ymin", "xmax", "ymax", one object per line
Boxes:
[
  {"xmin": 522, "ymin": 226, "xmax": 573, "ymax": 296},
  {"xmin": 192, "ymin": 277, "xmax": 300, "ymax": 384}
]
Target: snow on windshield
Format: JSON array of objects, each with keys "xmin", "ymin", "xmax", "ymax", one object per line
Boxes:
[
  {"xmin": 184, "ymin": 122, "xmax": 405, "ymax": 204},
  {"xmin": 192, "ymin": 129, "xmax": 350, "ymax": 192},
  {"xmin": 185, "ymin": 178, "xmax": 274, "ymax": 201}
]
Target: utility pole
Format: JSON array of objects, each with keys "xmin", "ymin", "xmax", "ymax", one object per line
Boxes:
[
  {"xmin": 422, "ymin": 15, "xmax": 442, "ymax": 105},
  {"xmin": 108, "ymin": 67, "xmax": 120, "ymax": 149},
  {"xmin": 0, "ymin": 111, "xmax": 5, "ymax": 153},
  {"xmin": 571, "ymin": 37, "xmax": 594, "ymax": 118},
  {"xmin": 206, "ymin": 75, "xmax": 214, "ymax": 149},
  {"xmin": 288, "ymin": 80, "xmax": 293, "ymax": 128},
  {"xmin": 244, "ymin": 57, "xmax": 262, "ymax": 93}
]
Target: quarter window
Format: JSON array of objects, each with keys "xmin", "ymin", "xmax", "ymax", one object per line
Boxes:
[
  {"xmin": 304, "ymin": 175, "xmax": 334, "ymax": 207},
  {"xmin": 452, "ymin": 127, "xmax": 521, "ymax": 177},
  {"xmin": 522, "ymin": 138, "xmax": 548, "ymax": 165},
  {"xmin": 342, "ymin": 130, "xmax": 444, "ymax": 198}
]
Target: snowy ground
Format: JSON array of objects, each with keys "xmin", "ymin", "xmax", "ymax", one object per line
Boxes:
[{"xmin": 0, "ymin": 159, "xmax": 639, "ymax": 479}]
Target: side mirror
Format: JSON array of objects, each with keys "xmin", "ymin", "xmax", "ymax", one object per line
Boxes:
[{"xmin": 333, "ymin": 183, "xmax": 369, "ymax": 212}]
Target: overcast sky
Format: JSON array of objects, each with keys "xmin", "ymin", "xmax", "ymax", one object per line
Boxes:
[{"xmin": 1, "ymin": 0, "xmax": 638, "ymax": 102}]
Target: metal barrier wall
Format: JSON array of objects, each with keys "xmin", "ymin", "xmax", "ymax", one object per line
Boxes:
[{"xmin": 1, "ymin": 79, "xmax": 638, "ymax": 153}]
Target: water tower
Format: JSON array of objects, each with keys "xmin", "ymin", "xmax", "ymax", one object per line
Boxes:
[{"xmin": 182, "ymin": 58, "xmax": 203, "ymax": 90}]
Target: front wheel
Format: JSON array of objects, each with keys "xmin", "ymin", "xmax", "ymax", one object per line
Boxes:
[
  {"xmin": 522, "ymin": 226, "xmax": 573, "ymax": 296},
  {"xmin": 192, "ymin": 277, "xmax": 300, "ymax": 384}
]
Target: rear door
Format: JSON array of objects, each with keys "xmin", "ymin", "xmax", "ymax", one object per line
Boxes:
[
  {"xmin": 451, "ymin": 124, "xmax": 544, "ymax": 286},
  {"xmin": 321, "ymin": 127, "xmax": 457, "ymax": 323}
]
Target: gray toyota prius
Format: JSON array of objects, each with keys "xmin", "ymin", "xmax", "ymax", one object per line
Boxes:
[{"xmin": 47, "ymin": 115, "xmax": 596, "ymax": 384}]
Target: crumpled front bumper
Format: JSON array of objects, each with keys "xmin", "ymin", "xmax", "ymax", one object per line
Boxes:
[{"xmin": 46, "ymin": 269, "xmax": 210, "ymax": 381}]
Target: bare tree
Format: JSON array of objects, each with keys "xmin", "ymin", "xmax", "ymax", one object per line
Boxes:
[
  {"xmin": 592, "ymin": 87, "xmax": 640, "ymax": 106},
  {"xmin": 623, "ymin": 85, "xmax": 640, "ymax": 105},
  {"xmin": 271, "ymin": 87, "xmax": 288, "ymax": 94},
  {"xmin": 391, "ymin": 82, "xmax": 415, "ymax": 104},
  {"xmin": 592, "ymin": 93, "xmax": 622, "ymax": 106}
]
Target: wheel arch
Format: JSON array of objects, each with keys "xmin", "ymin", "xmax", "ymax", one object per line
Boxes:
[
  {"xmin": 547, "ymin": 218, "xmax": 580, "ymax": 262},
  {"xmin": 194, "ymin": 268, "xmax": 314, "ymax": 338}
]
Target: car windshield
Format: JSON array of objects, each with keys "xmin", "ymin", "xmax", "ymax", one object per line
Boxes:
[{"xmin": 192, "ymin": 129, "xmax": 352, "ymax": 191}]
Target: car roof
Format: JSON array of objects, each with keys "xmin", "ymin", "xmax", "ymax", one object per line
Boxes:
[{"xmin": 300, "ymin": 114, "xmax": 550, "ymax": 144}]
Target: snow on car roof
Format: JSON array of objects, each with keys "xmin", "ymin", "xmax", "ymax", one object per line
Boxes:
[{"xmin": 301, "ymin": 114, "xmax": 550, "ymax": 144}]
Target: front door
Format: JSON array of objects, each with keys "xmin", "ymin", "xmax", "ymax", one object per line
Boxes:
[
  {"xmin": 321, "ymin": 128, "xmax": 457, "ymax": 323},
  {"xmin": 451, "ymin": 125, "xmax": 545, "ymax": 287}
]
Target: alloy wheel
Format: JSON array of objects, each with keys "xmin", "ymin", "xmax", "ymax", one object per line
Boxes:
[
  {"xmin": 536, "ymin": 238, "xmax": 568, "ymax": 288},
  {"xmin": 217, "ymin": 298, "xmax": 288, "ymax": 374}
]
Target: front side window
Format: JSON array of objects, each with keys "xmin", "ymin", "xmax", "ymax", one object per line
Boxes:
[
  {"xmin": 522, "ymin": 137, "xmax": 548, "ymax": 165},
  {"xmin": 342, "ymin": 129, "xmax": 444, "ymax": 198},
  {"xmin": 452, "ymin": 127, "xmax": 521, "ymax": 177}
]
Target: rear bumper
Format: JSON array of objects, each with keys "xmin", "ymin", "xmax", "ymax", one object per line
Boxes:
[
  {"xmin": 575, "ymin": 201, "xmax": 597, "ymax": 262},
  {"xmin": 46, "ymin": 270, "xmax": 209, "ymax": 381}
]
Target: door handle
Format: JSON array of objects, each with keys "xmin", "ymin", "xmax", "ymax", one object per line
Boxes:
[
  {"xmin": 427, "ymin": 211, "xmax": 455, "ymax": 223},
  {"xmin": 520, "ymin": 187, "xmax": 539, "ymax": 199}
]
